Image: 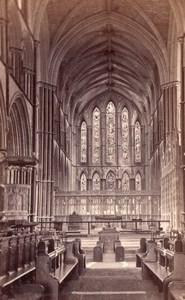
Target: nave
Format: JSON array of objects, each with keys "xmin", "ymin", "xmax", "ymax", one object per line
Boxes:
[
  {"xmin": 1, "ymin": 0, "xmax": 185, "ymax": 299},
  {"xmin": 61, "ymin": 265, "xmax": 162, "ymax": 300}
]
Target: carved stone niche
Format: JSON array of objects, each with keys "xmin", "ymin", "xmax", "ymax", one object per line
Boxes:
[{"xmin": 0, "ymin": 184, "xmax": 30, "ymax": 222}]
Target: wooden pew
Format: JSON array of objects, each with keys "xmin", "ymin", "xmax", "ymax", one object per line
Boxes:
[
  {"xmin": 114, "ymin": 241, "xmax": 125, "ymax": 262},
  {"xmin": 36, "ymin": 240, "xmax": 79, "ymax": 300},
  {"xmin": 93, "ymin": 241, "xmax": 103, "ymax": 262},
  {"xmin": 0, "ymin": 233, "xmax": 44, "ymax": 299},
  {"xmin": 168, "ymin": 281, "xmax": 185, "ymax": 300},
  {"xmin": 136, "ymin": 237, "xmax": 147, "ymax": 267},
  {"xmin": 139, "ymin": 239, "xmax": 185, "ymax": 300},
  {"xmin": 73, "ymin": 238, "xmax": 86, "ymax": 274}
]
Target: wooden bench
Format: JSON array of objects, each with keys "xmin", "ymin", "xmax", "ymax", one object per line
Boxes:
[
  {"xmin": 73, "ymin": 238, "xmax": 86, "ymax": 275},
  {"xmin": 139, "ymin": 239, "xmax": 185, "ymax": 300},
  {"xmin": 136, "ymin": 236, "xmax": 170, "ymax": 267},
  {"xmin": 114, "ymin": 241, "xmax": 125, "ymax": 262},
  {"xmin": 0, "ymin": 233, "xmax": 44, "ymax": 299},
  {"xmin": 168, "ymin": 281, "xmax": 185, "ymax": 300},
  {"xmin": 36, "ymin": 239, "xmax": 79, "ymax": 300},
  {"xmin": 136, "ymin": 237, "xmax": 147, "ymax": 267},
  {"xmin": 93, "ymin": 241, "xmax": 103, "ymax": 262}
]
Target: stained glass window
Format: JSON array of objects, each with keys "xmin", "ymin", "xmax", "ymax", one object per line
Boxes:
[
  {"xmin": 122, "ymin": 107, "xmax": 129, "ymax": 163},
  {"xmin": 81, "ymin": 121, "xmax": 87, "ymax": 163},
  {"xmin": 80, "ymin": 173, "xmax": 87, "ymax": 191},
  {"xmin": 106, "ymin": 102, "xmax": 116, "ymax": 163},
  {"xmin": 92, "ymin": 172, "xmax": 100, "ymax": 191},
  {"xmin": 92, "ymin": 107, "xmax": 100, "ymax": 163},
  {"xmin": 135, "ymin": 121, "xmax": 141, "ymax": 162},
  {"xmin": 135, "ymin": 173, "xmax": 142, "ymax": 190},
  {"xmin": 122, "ymin": 172, "xmax": 130, "ymax": 191},
  {"xmin": 106, "ymin": 172, "xmax": 116, "ymax": 190}
]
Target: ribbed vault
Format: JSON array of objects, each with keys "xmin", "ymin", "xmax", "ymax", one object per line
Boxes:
[{"xmin": 33, "ymin": 0, "xmax": 185, "ymax": 123}]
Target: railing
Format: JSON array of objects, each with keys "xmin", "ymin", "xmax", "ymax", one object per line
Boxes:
[{"xmin": 36, "ymin": 219, "xmax": 170, "ymax": 235}]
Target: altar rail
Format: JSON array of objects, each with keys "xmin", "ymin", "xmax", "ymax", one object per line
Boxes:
[{"xmin": 36, "ymin": 219, "xmax": 170, "ymax": 235}]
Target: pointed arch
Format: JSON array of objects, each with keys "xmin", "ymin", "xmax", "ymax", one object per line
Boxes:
[
  {"xmin": 135, "ymin": 172, "xmax": 142, "ymax": 191},
  {"xmin": 0, "ymin": 82, "xmax": 6, "ymax": 150},
  {"xmin": 80, "ymin": 173, "xmax": 87, "ymax": 191},
  {"xmin": 106, "ymin": 101, "xmax": 116, "ymax": 163},
  {"xmin": 135, "ymin": 120, "xmax": 141, "ymax": 162},
  {"xmin": 80, "ymin": 121, "xmax": 87, "ymax": 163},
  {"xmin": 22, "ymin": 31, "xmax": 34, "ymax": 70},
  {"xmin": 122, "ymin": 172, "xmax": 130, "ymax": 191},
  {"xmin": 8, "ymin": 96, "xmax": 31, "ymax": 157},
  {"xmin": 8, "ymin": 1, "xmax": 22, "ymax": 48},
  {"xmin": 121, "ymin": 107, "xmax": 129, "ymax": 163},
  {"xmin": 106, "ymin": 171, "xmax": 116, "ymax": 191},
  {"xmin": 92, "ymin": 172, "xmax": 100, "ymax": 191},
  {"xmin": 92, "ymin": 107, "xmax": 100, "ymax": 163}
]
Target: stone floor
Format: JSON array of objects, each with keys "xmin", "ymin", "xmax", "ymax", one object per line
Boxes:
[{"xmin": 60, "ymin": 249, "xmax": 163, "ymax": 300}]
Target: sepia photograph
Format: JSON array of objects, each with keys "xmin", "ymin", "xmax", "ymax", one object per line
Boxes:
[{"xmin": 0, "ymin": 0, "xmax": 185, "ymax": 299}]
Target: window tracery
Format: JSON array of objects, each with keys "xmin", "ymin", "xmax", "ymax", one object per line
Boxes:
[
  {"xmin": 106, "ymin": 172, "xmax": 116, "ymax": 190},
  {"xmin": 122, "ymin": 107, "xmax": 129, "ymax": 163},
  {"xmin": 135, "ymin": 173, "xmax": 142, "ymax": 190},
  {"xmin": 92, "ymin": 173, "xmax": 100, "ymax": 191},
  {"xmin": 81, "ymin": 121, "xmax": 87, "ymax": 163},
  {"xmin": 80, "ymin": 173, "xmax": 87, "ymax": 191},
  {"xmin": 106, "ymin": 102, "xmax": 116, "ymax": 163},
  {"xmin": 92, "ymin": 107, "xmax": 100, "ymax": 163},
  {"xmin": 135, "ymin": 121, "xmax": 141, "ymax": 162},
  {"xmin": 122, "ymin": 172, "xmax": 130, "ymax": 191}
]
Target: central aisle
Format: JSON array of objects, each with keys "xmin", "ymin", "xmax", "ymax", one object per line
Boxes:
[{"xmin": 60, "ymin": 265, "xmax": 163, "ymax": 300}]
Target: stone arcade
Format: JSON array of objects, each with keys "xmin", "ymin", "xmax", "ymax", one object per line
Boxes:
[{"xmin": 1, "ymin": 1, "xmax": 185, "ymax": 299}]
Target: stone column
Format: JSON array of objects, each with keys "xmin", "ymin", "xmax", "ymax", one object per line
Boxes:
[
  {"xmin": 160, "ymin": 79, "xmax": 182, "ymax": 228},
  {"xmin": 0, "ymin": 0, "xmax": 7, "ymax": 63},
  {"xmin": 179, "ymin": 36, "xmax": 185, "ymax": 226},
  {"xmin": 36, "ymin": 82, "xmax": 55, "ymax": 225}
]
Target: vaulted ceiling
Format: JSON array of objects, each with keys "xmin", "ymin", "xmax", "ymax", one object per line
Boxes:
[{"xmin": 34, "ymin": 0, "xmax": 185, "ymax": 122}]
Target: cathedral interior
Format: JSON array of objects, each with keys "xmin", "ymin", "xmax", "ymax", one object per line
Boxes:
[{"xmin": 1, "ymin": 0, "xmax": 185, "ymax": 299}]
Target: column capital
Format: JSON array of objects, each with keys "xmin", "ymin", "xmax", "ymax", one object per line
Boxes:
[
  {"xmin": 178, "ymin": 36, "xmax": 185, "ymax": 44},
  {"xmin": 161, "ymin": 81, "xmax": 181, "ymax": 89},
  {"xmin": 37, "ymin": 81, "xmax": 57, "ymax": 92}
]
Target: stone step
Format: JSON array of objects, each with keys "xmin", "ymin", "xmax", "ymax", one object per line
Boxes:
[
  {"xmin": 61, "ymin": 267, "xmax": 162, "ymax": 300},
  {"xmin": 64, "ymin": 291, "xmax": 147, "ymax": 300}
]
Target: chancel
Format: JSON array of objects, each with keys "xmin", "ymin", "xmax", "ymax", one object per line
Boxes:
[{"xmin": 0, "ymin": 0, "xmax": 185, "ymax": 299}]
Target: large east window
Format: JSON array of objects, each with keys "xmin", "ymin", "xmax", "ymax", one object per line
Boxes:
[{"xmin": 78, "ymin": 101, "xmax": 143, "ymax": 192}]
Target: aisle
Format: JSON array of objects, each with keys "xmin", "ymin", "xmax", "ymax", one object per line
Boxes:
[{"xmin": 60, "ymin": 265, "xmax": 163, "ymax": 300}]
